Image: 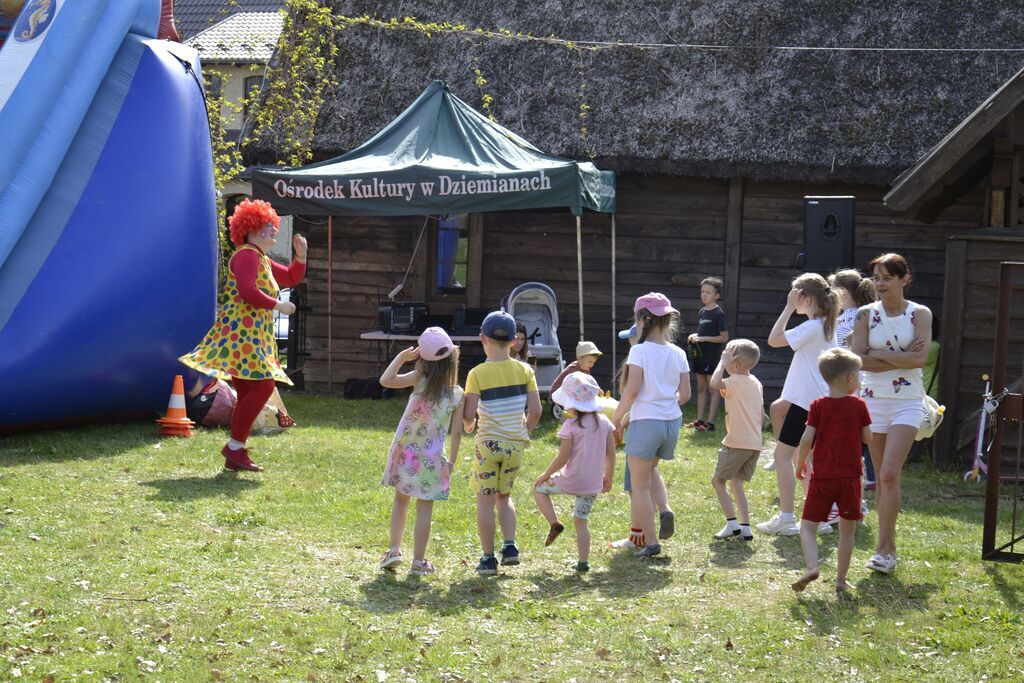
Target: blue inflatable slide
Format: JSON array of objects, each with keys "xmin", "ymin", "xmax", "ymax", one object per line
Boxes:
[{"xmin": 0, "ymin": 0, "xmax": 218, "ymax": 433}]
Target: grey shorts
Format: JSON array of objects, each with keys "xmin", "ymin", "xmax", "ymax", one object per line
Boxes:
[{"xmin": 624, "ymin": 417, "xmax": 682, "ymax": 461}]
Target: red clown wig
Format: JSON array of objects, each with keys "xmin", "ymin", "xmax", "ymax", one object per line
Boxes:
[{"xmin": 228, "ymin": 199, "xmax": 280, "ymax": 247}]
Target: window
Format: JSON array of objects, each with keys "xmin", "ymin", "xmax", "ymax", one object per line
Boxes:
[
  {"xmin": 205, "ymin": 73, "xmax": 223, "ymax": 101},
  {"xmin": 242, "ymin": 74, "xmax": 264, "ymax": 122},
  {"xmin": 434, "ymin": 214, "xmax": 469, "ymax": 294}
]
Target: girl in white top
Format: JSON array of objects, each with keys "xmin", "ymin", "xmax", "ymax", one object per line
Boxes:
[
  {"xmin": 757, "ymin": 273, "xmax": 839, "ymax": 536},
  {"xmin": 848, "ymin": 253, "xmax": 932, "ymax": 575},
  {"xmin": 612, "ymin": 293, "xmax": 691, "ymax": 558},
  {"xmin": 829, "ymin": 269, "xmax": 877, "ymax": 346}
]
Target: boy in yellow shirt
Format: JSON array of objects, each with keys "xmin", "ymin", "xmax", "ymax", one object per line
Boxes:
[{"xmin": 464, "ymin": 311, "xmax": 542, "ymax": 574}]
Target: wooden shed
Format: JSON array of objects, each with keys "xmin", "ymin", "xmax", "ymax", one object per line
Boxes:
[
  {"xmin": 886, "ymin": 66, "xmax": 1024, "ymax": 469},
  {"xmin": 247, "ymin": 1, "xmax": 1024, "ymax": 402}
]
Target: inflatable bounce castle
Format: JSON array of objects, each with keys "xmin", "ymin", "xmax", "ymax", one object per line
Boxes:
[{"xmin": 0, "ymin": 0, "xmax": 218, "ymax": 432}]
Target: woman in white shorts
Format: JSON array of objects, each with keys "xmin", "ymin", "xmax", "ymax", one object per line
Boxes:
[{"xmin": 848, "ymin": 253, "xmax": 932, "ymax": 574}]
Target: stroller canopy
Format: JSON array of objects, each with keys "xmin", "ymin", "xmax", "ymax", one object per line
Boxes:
[{"xmin": 503, "ymin": 282, "xmax": 559, "ymax": 350}]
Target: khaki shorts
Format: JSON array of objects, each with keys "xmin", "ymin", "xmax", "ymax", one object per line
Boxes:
[
  {"xmin": 472, "ymin": 439, "xmax": 525, "ymax": 495},
  {"xmin": 714, "ymin": 446, "xmax": 760, "ymax": 482}
]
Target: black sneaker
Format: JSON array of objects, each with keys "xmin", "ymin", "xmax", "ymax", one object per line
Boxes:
[
  {"xmin": 475, "ymin": 555, "xmax": 498, "ymax": 575},
  {"xmin": 500, "ymin": 544, "xmax": 520, "ymax": 566},
  {"xmin": 635, "ymin": 543, "xmax": 662, "ymax": 558},
  {"xmin": 658, "ymin": 510, "xmax": 675, "ymax": 539}
]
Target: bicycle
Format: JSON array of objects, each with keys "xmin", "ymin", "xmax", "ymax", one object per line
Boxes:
[{"xmin": 964, "ymin": 374, "xmax": 1009, "ymax": 482}]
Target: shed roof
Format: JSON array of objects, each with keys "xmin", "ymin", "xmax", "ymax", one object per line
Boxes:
[
  {"xmin": 186, "ymin": 11, "xmax": 283, "ymax": 64},
  {"xmin": 885, "ymin": 66, "xmax": 1024, "ymax": 221},
  {"xmin": 245, "ymin": 1, "xmax": 1024, "ymax": 185}
]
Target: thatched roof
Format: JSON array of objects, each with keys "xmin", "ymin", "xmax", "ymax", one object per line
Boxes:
[{"xmin": 246, "ymin": 1, "xmax": 1024, "ymax": 185}]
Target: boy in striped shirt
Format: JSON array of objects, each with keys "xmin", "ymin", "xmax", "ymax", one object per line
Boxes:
[{"xmin": 464, "ymin": 311, "xmax": 542, "ymax": 574}]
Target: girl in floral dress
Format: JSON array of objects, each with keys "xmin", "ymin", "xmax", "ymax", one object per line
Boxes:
[{"xmin": 378, "ymin": 327, "xmax": 464, "ymax": 575}]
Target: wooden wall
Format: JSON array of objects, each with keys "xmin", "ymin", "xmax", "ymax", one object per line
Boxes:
[
  {"xmin": 936, "ymin": 230, "xmax": 1024, "ymax": 470},
  {"xmin": 294, "ymin": 174, "xmax": 987, "ymax": 401}
]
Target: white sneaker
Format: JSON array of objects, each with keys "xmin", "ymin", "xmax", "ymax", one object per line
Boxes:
[
  {"xmin": 826, "ymin": 504, "xmax": 840, "ymax": 524},
  {"xmin": 755, "ymin": 514, "xmax": 799, "ymax": 535},
  {"xmin": 867, "ymin": 553, "xmax": 898, "ymax": 574},
  {"xmin": 714, "ymin": 524, "xmax": 741, "ymax": 540},
  {"xmin": 817, "ymin": 522, "xmax": 834, "ymax": 535},
  {"xmin": 762, "ymin": 459, "xmax": 777, "ymax": 471},
  {"xmin": 610, "ymin": 537, "xmax": 637, "ymax": 549}
]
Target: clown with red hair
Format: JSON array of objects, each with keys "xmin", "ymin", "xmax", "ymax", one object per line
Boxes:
[{"xmin": 180, "ymin": 199, "xmax": 307, "ymax": 472}]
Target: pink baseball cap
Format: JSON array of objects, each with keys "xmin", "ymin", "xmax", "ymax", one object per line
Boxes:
[
  {"xmin": 418, "ymin": 327, "xmax": 454, "ymax": 361},
  {"xmin": 634, "ymin": 292, "xmax": 678, "ymax": 316}
]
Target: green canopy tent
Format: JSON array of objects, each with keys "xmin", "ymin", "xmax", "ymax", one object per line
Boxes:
[{"xmin": 253, "ymin": 81, "xmax": 617, "ymax": 388}]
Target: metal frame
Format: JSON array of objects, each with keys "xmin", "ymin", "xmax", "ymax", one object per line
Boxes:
[{"xmin": 982, "ymin": 261, "xmax": 1024, "ymax": 562}]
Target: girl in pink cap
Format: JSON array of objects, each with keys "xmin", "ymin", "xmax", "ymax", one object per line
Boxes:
[
  {"xmin": 612, "ymin": 293, "xmax": 692, "ymax": 558},
  {"xmin": 378, "ymin": 327, "xmax": 464, "ymax": 575}
]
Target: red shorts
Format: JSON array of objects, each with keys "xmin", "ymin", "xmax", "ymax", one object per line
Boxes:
[{"xmin": 801, "ymin": 476, "xmax": 863, "ymax": 523}]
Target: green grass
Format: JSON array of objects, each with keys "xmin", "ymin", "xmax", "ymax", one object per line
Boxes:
[{"xmin": 1, "ymin": 395, "xmax": 1022, "ymax": 681}]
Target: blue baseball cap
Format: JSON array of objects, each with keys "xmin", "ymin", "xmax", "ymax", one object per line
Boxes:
[
  {"xmin": 618, "ymin": 324, "xmax": 637, "ymax": 340},
  {"xmin": 481, "ymin": 311, "xmax": 517, "ymax": 341}
]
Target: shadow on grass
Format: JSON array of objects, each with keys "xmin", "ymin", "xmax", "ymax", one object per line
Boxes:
[
  {"xmin": 354, "ymin": 571, "xmax": 452, "ymax": 613},
  {"xmin": 707, "ymin": 539, "xmax": 755, "ymax": 567},
  {"xmin": 579, "ymin": 550, "xmax": 674, "ymax": 598},
  {"xmin": 140, "ymin": 471, "xmax": 262, "ymax": 500},
  {"xmin": 984, "ymin": 563, "xmax": 1024, "ymax": 611},
  {"xmin": 787, "ymin": 573, "xmax": 939, "ymax": 635},
  {"xmin": 0, "ymin": 420, "xmax": 162, "ymax": 467}
]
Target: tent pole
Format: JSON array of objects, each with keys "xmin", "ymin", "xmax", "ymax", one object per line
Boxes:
[
  {"xmin": 611, "ymin": 213, "xmax": 616, "ymax": 396},
  {"xmin": 576, "ymin": 215, "xmax": 584, "ymax": 341},
  {"xmin": 327, "ymin": 215, "xmax": 333, "ymax": 393}
]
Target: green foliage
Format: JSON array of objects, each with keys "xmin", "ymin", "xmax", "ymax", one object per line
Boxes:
[{"xmin": 248, "ymin": 0, "xmax": 339, "ymax": 168}]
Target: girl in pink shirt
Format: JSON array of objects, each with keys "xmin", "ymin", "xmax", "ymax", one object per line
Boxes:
[{"xmin": 533, "ymin": 372, "xmax": 616, "ymax": 572}]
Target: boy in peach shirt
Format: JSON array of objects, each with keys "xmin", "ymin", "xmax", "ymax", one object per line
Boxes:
[{"xmin": 708, "ymin": 339, "xmax": 764, "ymax": 540}]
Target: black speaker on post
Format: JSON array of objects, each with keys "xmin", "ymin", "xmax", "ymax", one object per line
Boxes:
[{"xmin": 804, "ymin": 196, "xmax": 855, "ymax": 273}]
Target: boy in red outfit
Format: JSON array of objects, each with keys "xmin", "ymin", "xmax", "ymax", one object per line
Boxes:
[{"xmin": 792, "ymin": 347, "xmax": 872, "ymax": 593}]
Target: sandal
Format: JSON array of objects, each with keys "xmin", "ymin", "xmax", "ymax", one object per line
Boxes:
[
  {"xmin": 379, "ymin": 548, "xmax": 403, "ymax": 570},
  {"xmin": 867, "ymin": 553, "xmax": 898, "ymax": 574},
  {"xmin": 545, "ymin": 523, "xmax": 565, "ymax": 546},
  {"xmin": 277, "ymin": 412, "xmax": 296, "ymax": 428},
  {"xmin": 409, "ymin": 559, "xmax": 436, "ymax": 575}
]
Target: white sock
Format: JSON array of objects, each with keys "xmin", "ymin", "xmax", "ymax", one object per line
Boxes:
[
  {"xmin": 227, "ymin": 440, "xmax": 244, "ymax": 451},
  {"xmin": 779, "ymin": 512, "xmax": 796, "ymax": 522},
  {"xmin": 725, "ymin": 518, "xmax": 740, "ymax": 531}
]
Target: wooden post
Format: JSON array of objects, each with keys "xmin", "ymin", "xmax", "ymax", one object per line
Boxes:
[
  {"xmin": 935, "ymin": 238, "xmax": 967, "ymax": 467},
  {"xmin": 468, "ymin": 214, "xmax": 484, "ymax": 307},
  {"xmin": 991, "ymin": 189, "xmax": 1006, "ymax": 227},
  {"xmin": 576, "ymin": 214, "xmax": 584, "ymax": 341},
  {"xmin": 611, "ymin": 213, "xmax": 617, "ymax": 394},
  {"xmin": 724, "ymin": 178, "xmax": 743, "ymax": 323},
  {"xmin": 982, "ymin": 261, "xmax": 1019, "ymax": 557},
  {"xmin": 327, "ymin": 215, "xmax": 333, "ymax": 394}
]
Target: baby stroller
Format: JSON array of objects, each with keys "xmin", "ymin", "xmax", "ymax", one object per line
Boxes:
[{"xmin": 502, "ymin": 282, "xmax": 565, "ymax": 397}]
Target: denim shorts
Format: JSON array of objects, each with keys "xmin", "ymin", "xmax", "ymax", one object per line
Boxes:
[{"xmin": 624, "ymin": 417, "xmax": 682, "ymax": 460}]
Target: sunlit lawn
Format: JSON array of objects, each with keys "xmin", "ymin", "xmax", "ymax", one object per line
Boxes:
[{"xmin": 1, "ymin": 394, "xmax": 1022, "ymax": 681}]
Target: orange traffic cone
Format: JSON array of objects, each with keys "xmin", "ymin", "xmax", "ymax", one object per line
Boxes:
[{"xmin": 156, "ymin": 375, "xmax": 195, "ymax": 437}]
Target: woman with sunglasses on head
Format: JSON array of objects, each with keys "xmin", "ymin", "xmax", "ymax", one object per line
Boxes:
[{"xmin": 180, "ymin": 199, "xmax": 307, "ymax": 472}]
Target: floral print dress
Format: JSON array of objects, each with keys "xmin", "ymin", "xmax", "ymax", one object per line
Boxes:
[
  {"xmin": 382, "ymin": 384, "xmax": 464, "ymax": 500},
  {"xmin": 179, "ymin": 245, "xmax": 291, "ymax": 384}
]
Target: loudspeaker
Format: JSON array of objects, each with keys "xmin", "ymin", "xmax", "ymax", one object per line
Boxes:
[{"xmin": 804, "ymin": 196, "xmax": 855, "ymax": 273}]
